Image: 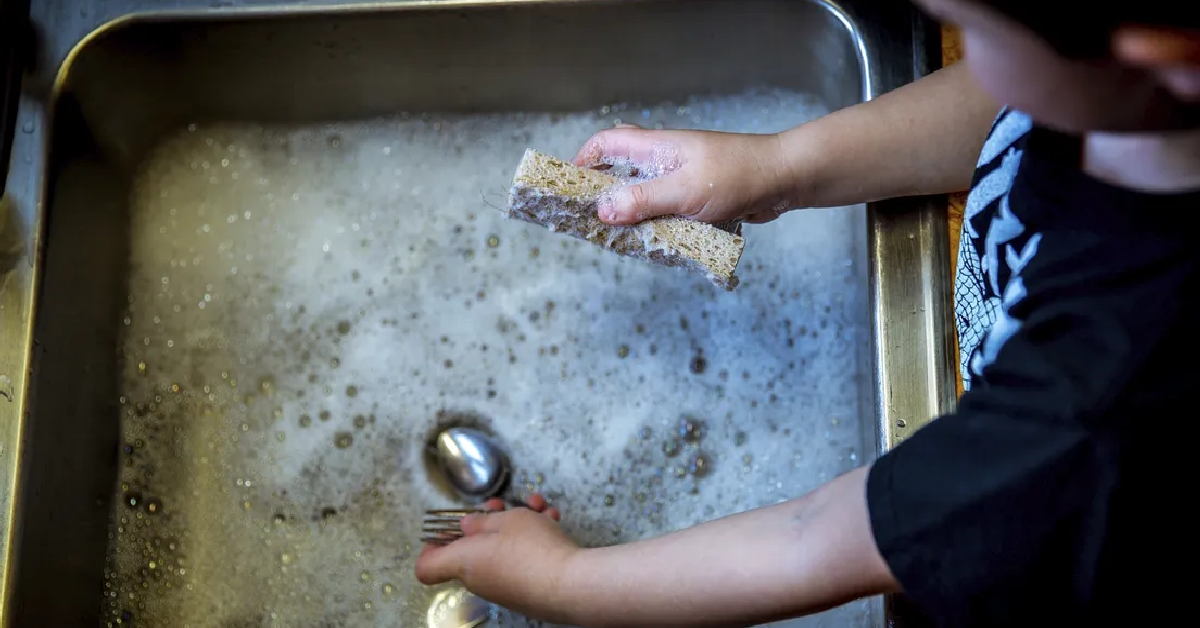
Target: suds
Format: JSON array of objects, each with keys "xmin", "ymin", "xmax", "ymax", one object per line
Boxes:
[{"xmin": 104, "ymin": 87, "xmax": 875, "ymax": 627}]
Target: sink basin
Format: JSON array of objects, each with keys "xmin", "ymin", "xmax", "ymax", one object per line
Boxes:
[{"xmin": 1, "ymin": 1, "xmax": 954, "ymax": 626}]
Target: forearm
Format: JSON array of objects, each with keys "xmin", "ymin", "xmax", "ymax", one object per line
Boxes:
[
  {"xmin": 558, "ymin": 466, "xmax": 898, "ymax": 628},
  {"xmin": 781, "ymin": 61, "xmax": 1000, "ymax": 208}
]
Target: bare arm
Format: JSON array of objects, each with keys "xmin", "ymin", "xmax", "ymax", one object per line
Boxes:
[
  {"xmin": 558, "ymin": 466, "xmax": 898, "ymax": 628},
  {"xmin": 782, "ymin": 61, "xmax": 999, "ymax": 208}
]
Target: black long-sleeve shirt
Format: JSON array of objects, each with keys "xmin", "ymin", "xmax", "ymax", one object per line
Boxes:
[{"xmin": 867, "ymin": 108, "xmax": 1200, "ymax": 626}]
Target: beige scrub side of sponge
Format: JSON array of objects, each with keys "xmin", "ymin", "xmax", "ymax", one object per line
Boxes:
[{"xmin": 504, "ymin": 148, "xmax": 745, "ymax": 290}]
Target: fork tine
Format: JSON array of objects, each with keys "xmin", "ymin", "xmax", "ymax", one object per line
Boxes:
[
  {"xmin": 421, "ymin": 506, "xmax": 499, "ymax": 545},
  {"xmin": 422, "ymin": 523, "xmax": 463, "ymax": 533}
]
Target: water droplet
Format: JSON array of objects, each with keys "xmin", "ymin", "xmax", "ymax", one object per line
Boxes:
[
  {"xmin": 334, "ymin": 432, "xmax": 353, "ymax": 449},
  {"xmin": 486, "ymin": 235, "xmax": 500, "ymax": 248}
]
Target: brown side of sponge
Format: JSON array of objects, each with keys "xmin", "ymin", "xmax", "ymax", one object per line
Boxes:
[{"xmin": 505, "ymin": 149, "xmax": 745, "ymax": 290}]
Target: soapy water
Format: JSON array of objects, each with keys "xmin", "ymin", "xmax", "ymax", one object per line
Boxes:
[{"xmin": 104, "ymin": 87, "xmax": 876, "ymax": 627}]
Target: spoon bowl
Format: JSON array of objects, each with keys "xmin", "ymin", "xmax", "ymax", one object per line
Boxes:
[{"xmin": 428, "ymin": 427, "xmax": 511, "ymax": 500}]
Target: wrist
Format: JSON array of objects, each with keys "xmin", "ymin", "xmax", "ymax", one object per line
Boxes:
[
  {"xmin": 551, "ymin": 547, "xmax": 607, "ymax": 628},
  {"xmin": 774, "ymin": 123, "xmax": 828, "ymax": 209}
]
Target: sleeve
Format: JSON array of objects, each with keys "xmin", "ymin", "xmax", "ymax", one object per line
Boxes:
[{"xmin": 866, "ymin": 225, "xmax": 1197, "ymax": 626}]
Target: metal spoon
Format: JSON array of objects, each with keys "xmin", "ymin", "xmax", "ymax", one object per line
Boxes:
[
  {"xmin": 426, "ymin": 585, "xmax": 492, "ymax": 628},
  {"xmin": 428, "ymin": 427, "xmax": 519, "ymax": 503}
]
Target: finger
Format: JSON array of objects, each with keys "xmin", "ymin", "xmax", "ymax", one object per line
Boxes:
[
  {"xmin": 599, "ymin": 179, "xmax": 692, "ymax": 224},
  {"xmin": 546, "ymin": 507, "xmax": 562, "ymax": 522},
  {"xmin": 479, "ymin": 498, "xmax": 506, "ymax": 512},
  {"xmin": 415, "ymin": 542, "xmax": 457, "ymax": 584},
  {"xmin": 1113, "ymin": 26, "xmax": 1200, "ymax": 65},
  {"xmin": 572, "ymin": 128, "xmax": 668, "ymax": 167},
  {"xmin": 459, "ymin": 511, "xmax": 506, "ymax": 536},
  {"xmin": 525, "ymin": 493, "xmax": 549, "ymax": 512},
  {"xmin": 415, "ymin": 535, "xmax": 484, "ymax": 585}
]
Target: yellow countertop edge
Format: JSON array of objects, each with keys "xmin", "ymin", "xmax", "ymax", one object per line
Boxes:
[{"xmin": 942, "ymin": 24, "xmax": 966, "ymax": 399}]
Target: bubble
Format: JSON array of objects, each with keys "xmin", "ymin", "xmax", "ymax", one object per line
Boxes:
[
  {"xmin": 686, "ymin": 453, "xmax": 711, "ymax": 478},
  {"xmin": 678, "ymin": 416, "xmax": 704, "ymax": 443},
  {"xmin": 123, "ymin": 492, "xmax": 143, "ymax": 509}
]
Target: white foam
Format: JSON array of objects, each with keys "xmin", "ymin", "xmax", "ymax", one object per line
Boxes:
[{"xmin": 106, "ymin": 87, "xmax": 875, "ymax": 627}]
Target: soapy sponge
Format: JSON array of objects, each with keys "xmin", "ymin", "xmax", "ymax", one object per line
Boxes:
[{"xmin": 504, "ymin": 149, "xmax": 745, "ymax": 290}]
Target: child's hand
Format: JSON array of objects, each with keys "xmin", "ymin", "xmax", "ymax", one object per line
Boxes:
[
  {"xmin": 415, "ymin": 494, "xmax": 579, "ymax": 623},
  {"xmin": 573, "ymin": 124, "xmax": 796, "ymax": 225}
]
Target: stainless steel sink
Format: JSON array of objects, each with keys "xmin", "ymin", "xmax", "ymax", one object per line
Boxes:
[{"xmin": 0, "ymin": 1, "xmax": 954, "ymax": 626}]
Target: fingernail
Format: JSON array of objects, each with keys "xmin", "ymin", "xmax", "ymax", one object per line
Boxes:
[{"xmin": 597, "ymin": 202, "xmax": 618, "ymax": 222}]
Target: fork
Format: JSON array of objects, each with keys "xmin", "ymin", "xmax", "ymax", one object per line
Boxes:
[
  {"xmin": 421, "ymin": 508, "xmax": 476, "ymax": 545},
  {"xmin": 421, "ymin": 500, "xmax": 531, "ymax": 546}
]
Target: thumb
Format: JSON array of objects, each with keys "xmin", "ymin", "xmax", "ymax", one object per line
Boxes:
[
  {"xmin": 414, "ymin": 513, "xmax": 495, "ymax": 585},
  {"xmin": 599, "ymin": 178, "xmax": 690, "ymax": 225},
  {"xmin": 415, "ymin": 540, "xmax": 467, "ymax": 585}
]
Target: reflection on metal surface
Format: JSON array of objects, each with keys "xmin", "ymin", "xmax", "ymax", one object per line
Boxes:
[
  {"xmin": 431, "ymin": 428, "xmax": 512, "ymax": 500},
  {"xmin": 869, "ymin": 197, "xmax": 958, "ymax": 451},
  {"xmin": 0, "ymin": 195, "xmax": 22, "ymax": 277},
  {"xmin": 427, "ymin": 586, "xmax": 493, "ymax": 628},
  {"xmin": 0, "ymin": 0, "xmax": 947, "ymax": 626}
]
